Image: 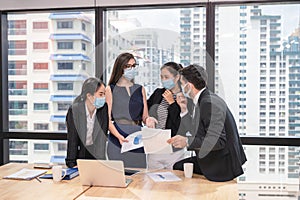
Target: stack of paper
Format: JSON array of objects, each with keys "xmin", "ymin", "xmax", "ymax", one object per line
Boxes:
[{"xmin": 3, "ymin": 168, "xmax": 47, "ymax": 180}]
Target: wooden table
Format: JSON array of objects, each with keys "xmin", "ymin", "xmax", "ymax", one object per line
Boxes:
[
  {"xmin": 0, "ymin": 163, "xmax": 238, "ymax": 200},
  {"xmin": 0, "ymin": 163, "xmax": 89, "ymax": 200},
  {"xmin": 76, "ymin": 170, "xmax": 238, "ymax": 200}
]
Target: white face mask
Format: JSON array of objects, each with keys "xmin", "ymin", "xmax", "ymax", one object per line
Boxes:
[
  {"xmin": 181, "ymin": 83, "xmax": 191, "ymax": 99},
  {"xmin": 123, "ymin": 68, "xmax": 137, "ymax": 81}
]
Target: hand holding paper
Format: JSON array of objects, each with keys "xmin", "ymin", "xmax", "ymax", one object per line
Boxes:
[
  {"xmin": 142, "ymin": 127, "xmax": 172, "ymax": 154},
  {"xmin": 121, "ymin": 131, "xmax": 144, "ymax": 153}
]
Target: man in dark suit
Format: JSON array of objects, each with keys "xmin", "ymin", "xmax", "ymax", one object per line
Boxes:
[{"xmin": 168, "ymin": 64, "xmax": 247, "ymax": 182}]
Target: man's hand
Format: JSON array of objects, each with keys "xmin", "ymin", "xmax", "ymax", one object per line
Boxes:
[
  {"xmin": 176, "ymin": 92, "xmax": 187, "ymax": 113},
  {"xmin": 167, "ymin": 135, "xmax": 187, "ymax": 148}
]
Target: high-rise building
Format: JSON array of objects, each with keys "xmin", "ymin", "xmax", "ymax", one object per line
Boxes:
[
  {"xmin": 180, "ymin": 5, "xmax": 299, "ymax": 199},
  {"xmin": 8, "ymin": 12, "xmax": 95, "ymax": 163}
]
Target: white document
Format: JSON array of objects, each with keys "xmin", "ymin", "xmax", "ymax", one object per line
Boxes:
[
  {"xmin": 121, "ymin": 131, "xmax": 144, "ymax": 153},
  {"xmin": 142, "ymin": 127, "xmax": 172, "ymax": 154},
  {"xmin": 147, "ymin": 172, "xmax": 181, "ymax": 182},
  {"xmin": 3, "ymin": 168, "xmax": 47, "ymax": 180}
]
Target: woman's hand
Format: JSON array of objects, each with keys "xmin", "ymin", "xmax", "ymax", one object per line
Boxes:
[
  {"xmin": 118, "ymin": 136, "xmax": 129, "ymax": 145},
  {"xmin": 145, "ymin": 117, "xmax": 158, "ymax": 128},
  {"xmin": 162, "ymin": 90, "xmax": 175, "ymax": 105},
  {"xmin": 176, "ymin": 92, "xmax": 187, "ymax": 113}
]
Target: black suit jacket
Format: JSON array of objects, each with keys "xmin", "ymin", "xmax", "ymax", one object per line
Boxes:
[
  {"xmin": 182, "ymin": 88, "xmax": 247, "ymax": 182},
  {"xmin": 65, "ymin": 101, "xmax": 109, "ymax": 168}
]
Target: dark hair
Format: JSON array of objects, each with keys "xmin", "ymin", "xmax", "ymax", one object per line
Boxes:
[
  {"xmin": 160, "ymin": 62, "xmax": 183, "ymax": 76},
  {"xmin": 73, "ymin": 77, "xmax": 104, "ymax": 103},
  {"xmin": 179, "ymin": 64, "xmax": 207, "ymax": 90},
  {"xmin": 108, "ymin": 52, "xmax": 136, "ymax": 85}
]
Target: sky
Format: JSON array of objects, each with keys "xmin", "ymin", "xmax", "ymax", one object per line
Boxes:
[{"xmin": 115, "ymin": 5, "xmax": 300, "ymax": 39}]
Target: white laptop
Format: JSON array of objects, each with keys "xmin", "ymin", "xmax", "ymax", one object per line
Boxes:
[{"xmin": 77, "ymin": 159, "xmax": 133, "ymax": 188}]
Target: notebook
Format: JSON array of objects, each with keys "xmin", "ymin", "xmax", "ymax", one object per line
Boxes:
[
  {"xmin": 39, "ymin": 168, "xmax": 79, "ymax": 180},
  {"xmin": 3, "ymin": 168, "xmax": 47, "ymax": 180},
  {"xmin": 77, "ymin": 159, "xmax": 132, "ymax": 188}
]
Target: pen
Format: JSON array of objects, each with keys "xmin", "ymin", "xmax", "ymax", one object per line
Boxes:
[
  {"xmin": 35, "ymin": 177, "xmax": 42, "ymax": 183},
  {"xmin": 157, "ymin": 174, "xmax": 165, "ymax": 179}
]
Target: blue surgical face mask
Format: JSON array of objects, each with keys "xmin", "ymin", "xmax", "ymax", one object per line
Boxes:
[
  {"xmin": 93, "ymin": 97, "xmax": 105, "ymax": 109},
  {"xmin": 162, "ymin": 78, "xmax": 175, "ymax": 90},
  {"xmin": 181, "ymin": 83, "xmax": 191, "ymax": 99},
  {"xmin": 123, "ymin": 68, "xmax": 137, "ymax": 81}
]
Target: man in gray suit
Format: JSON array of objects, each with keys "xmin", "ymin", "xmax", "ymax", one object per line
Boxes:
[{"xmin": 168, "ymin": 64, "xmax": 246, "ymax": 182}]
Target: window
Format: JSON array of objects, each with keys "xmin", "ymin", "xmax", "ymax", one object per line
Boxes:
[
  {"xmin": 82, "ymin": 42, "xmax": 86, "ymax": 51},
  {"xmin": 58, "ymin": 142, "xmax": 67, "ymax": 151},
  {"xmin": 34, "ymin": 143, "xmax": 49, "ymax": 151},
  {"xmin": 7, "ymin": 11, "xmax": 95, "ymax": 163},
  {"xmin": 34, "ymin": 123, "xmax": 49, "ymax": 130},
  {"xmin": 106, "ymin": 7, "xmax": 206, "ymax": 94},
  {"xmin": 82, "ymin": 22, "xmax": 86, "ymax": 31},
  {"xmin": 33, "ymin": 103, "xmax": 49, "ymax": 111},
  {"xmin": 57, "ymin": 82, "xmax": 73, "ymax": 90},
  {"xmin": 57, "ymin": 21, "xmax": 73, "ymax": 29},
  {"xmin": 57, "ymin": 103, "xmax": 71, "ymax": 111},
  {"xmin": 33, "ymin": 63, "xmax": 48, "ymax": 70},
  {"xmin": 57, "ymin": 62, "xmax": 73, "ymax": 70},
  {"xmin": 58, "ymin": 123, "xmax": 67, "ymax": 131},
  {"xmin": 9, "ymin": 121, "xmax": 28, "ymax": 130},
  {"xmin": 9, "ymin": 141, "xmax": 28, "ymax": 155},
  {"xmin": 8, "ymin": 61, "xmax": 27, "ymax": 75},
  {"xmin": 33, "ymin": 21, "xmax": 48, "ymax": 29},
  {"xmin": 8, "ymin": 40, "xmax": 27, "ymax": 55},
  {"xmin": 33, "ymin": 83, "xmax": 48, "ymax": 90},
  {"xmin": 8, "ymin": 20, "xmax": 26, "ymax": 35},
  {"xmin": 57, "ymin": 41, "xmax": 73, "ymax": 49}
]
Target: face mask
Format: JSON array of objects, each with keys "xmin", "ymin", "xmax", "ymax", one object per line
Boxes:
[
  {"xmin": 162, "ymin": 78, "xmax": 175, "ymax": 90},
  {"xmin": 181, "ymin": 83, "xmax": 191, "ymax": 99},
  {"xmin": 123, "ymin": 68, "xmax": 137, "ymax": 81},
  {"xmin": 93, "ymin": 97, "xmax": 105, "ymax": 109}
]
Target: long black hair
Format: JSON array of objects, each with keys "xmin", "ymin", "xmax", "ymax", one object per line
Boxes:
[{"xmin": 73, "ymin": 77, "xmax": 104, "ymax": 103}]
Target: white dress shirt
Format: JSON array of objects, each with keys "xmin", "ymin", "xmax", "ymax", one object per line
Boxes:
[{"xmin": 85, "ymin": 103, "xmax": 97, "ymax": 146}]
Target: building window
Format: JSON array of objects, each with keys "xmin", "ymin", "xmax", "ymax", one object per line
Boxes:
[
  {"xmin": 57, "ymin": 41, "xmax": 73, "ymax": 49},
  {"xmin": 34, "ymin": 143, "xmax": 49, "ymax": 151},
  {"xmin": 58, "ymin": 123, "xmax": 67, "ymax": 131},
  {"xmin": 34, "ymin": 103, "xmax": 49, "ymax": 111},
  {"xmin": 33, "ymin": 42, "xmax": 48, "ymax": 50},
  {"xmin": 33, "ymin": 83, "xmax": 48, "ymax": 90},
  {"xmin": 33, "ymin": 21, "xmax": 48, "ymax": 29},
  {"xmin": 9, "ymin": 141, "xmax": 28, "ymax": 155},
  {"xmin": 82, "ymin": 42, "xmax": 86, "ymax": 51},
  {"xmin": 82, "ymin": 22, "xmax": 86, "ymax": 31},
  {"xmin": 57, "ymin": 82, "xmax": 73, "ymax": 90},
  {"xmin": 33, "ymin": 63, "xmax": 48, "ymax": 70},
  {"xmin": 9, "ymin": 121, "xmax": 28, "ymax": 130},
  {"xmin": 34, "ymin": 123, "xmax": 49, "ymax": 130},
  {"xmin": 58, "ymin": 143, "xmax": 67, "ymax": 151},
  {"xmin": 8, "ymin": 20, "xmax": 26, "ymax": 35},
  {"xmin": 8, "ymin": 40, "xmax": 27, "ymax": 55},
  {"xmin": 57, "ymin": 62, "xmax": 73, "ymax": 70},
  {"xmin": 57, "ymin": 103, "xmax": 71, "ymax": 111},
  {"xmin": 57, "ymin": 21, "xmax": 73, "ymax": 29}
]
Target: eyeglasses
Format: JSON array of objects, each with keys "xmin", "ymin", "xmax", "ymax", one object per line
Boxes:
[{"xmin": 124, "ymin": 63, "xmax": 138, "ymax": 69}]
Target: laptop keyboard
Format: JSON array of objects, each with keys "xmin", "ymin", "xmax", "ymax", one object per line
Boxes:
[{"xmin": 124, "ymin": 169, "xmax": 140, "ymax": 176}]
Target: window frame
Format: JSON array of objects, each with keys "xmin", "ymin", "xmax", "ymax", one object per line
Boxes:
[{"xmin": 1, "ymin": 1, "xmax": 300, "ymax": 166}]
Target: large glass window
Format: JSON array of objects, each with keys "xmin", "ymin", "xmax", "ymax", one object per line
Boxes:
[
  {"xmin": 105, "ymin": 7, "xmax": 206, "ymax": 96},
  {"xmin": 216, "ymin": 3, "xmax": 300, "ymax": 193},
  {"xmin": 7, "ymin": 10, "xmax": 95, "ymax": 163}
]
